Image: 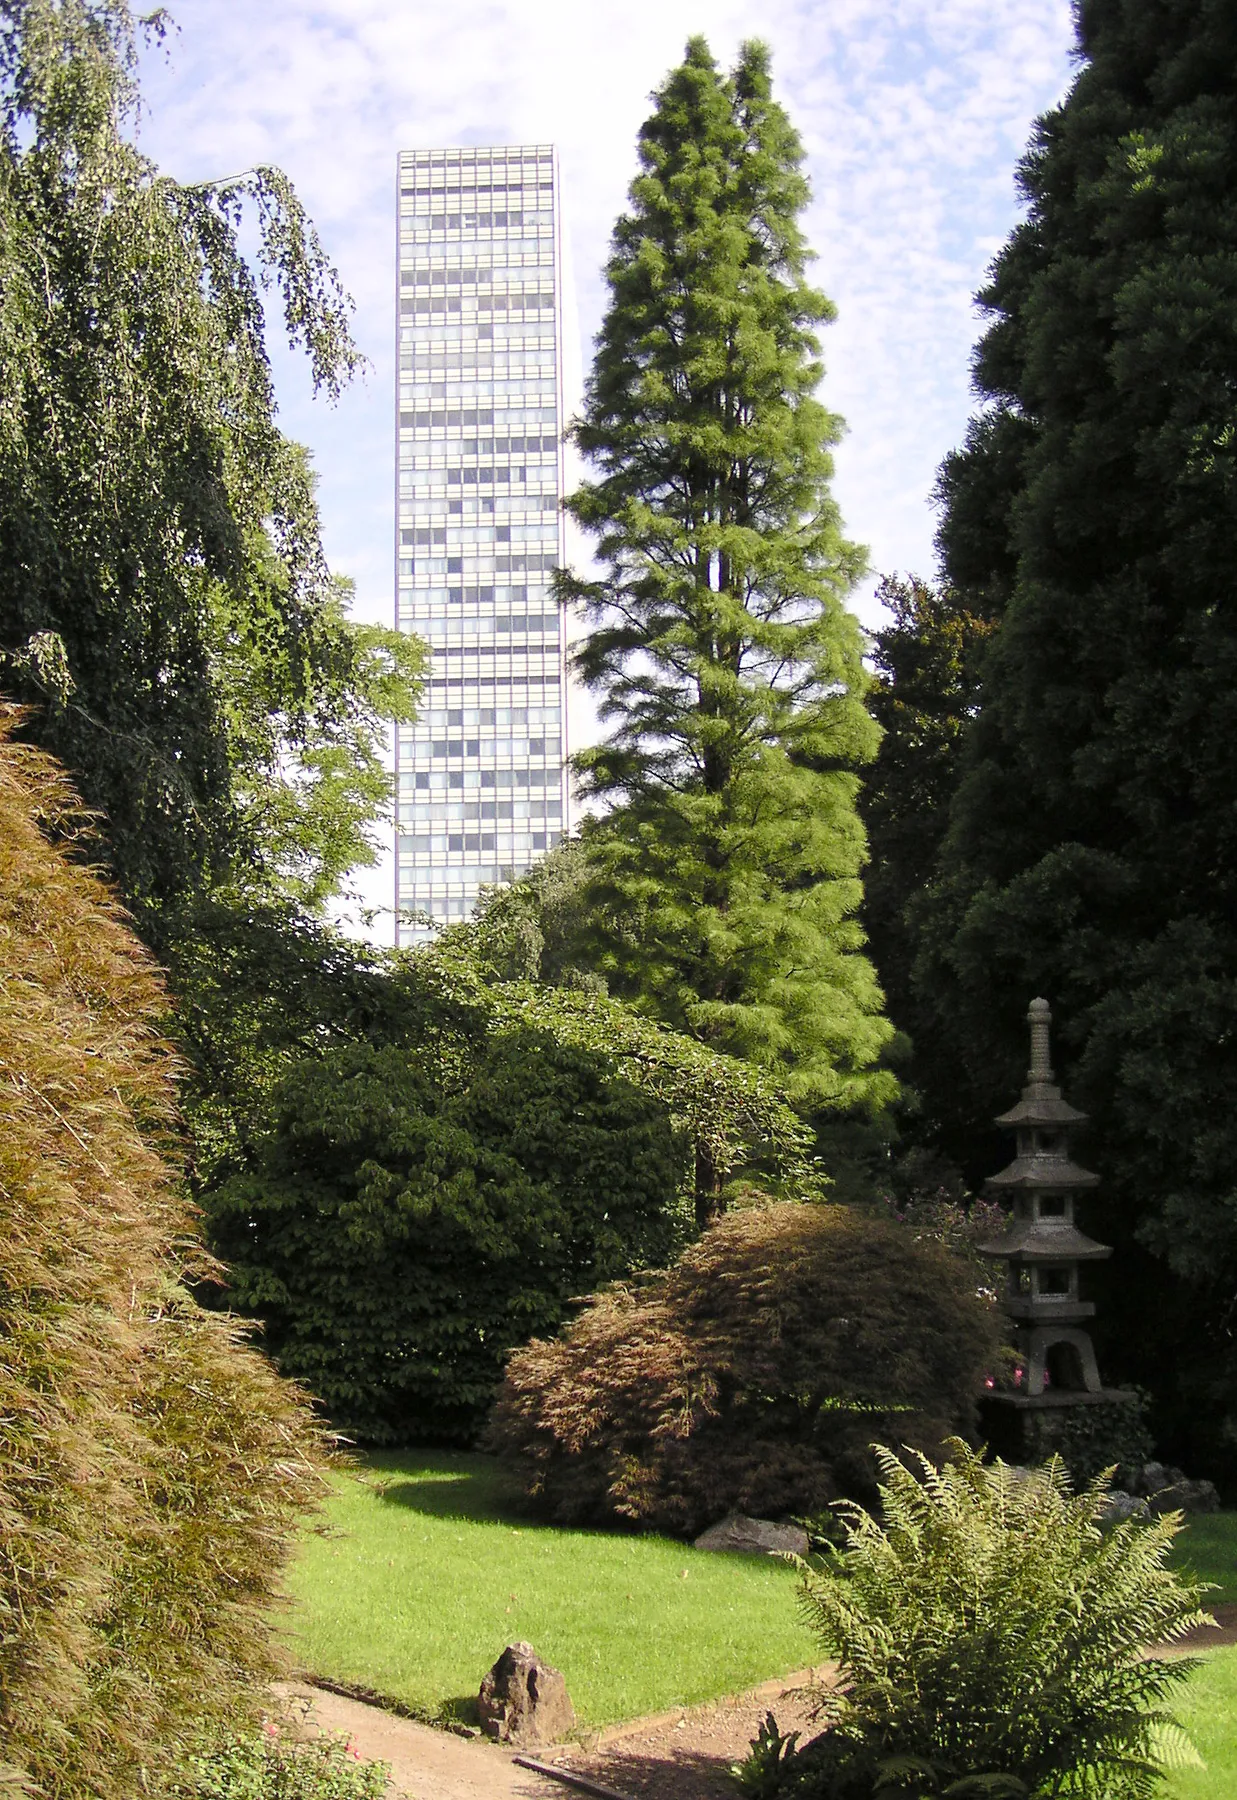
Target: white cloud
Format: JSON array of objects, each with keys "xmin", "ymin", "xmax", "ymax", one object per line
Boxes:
[{"xmin": 133, "ymin": 0, "xmax": 1077, "ymax": 933}]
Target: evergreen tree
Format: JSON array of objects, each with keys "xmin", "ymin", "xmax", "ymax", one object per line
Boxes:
[
  {"xmin": 859, "ymin": 575, "xmax": 993, "ymax": 1157},
  {"xmin": 561, "ymin": 37, "xmax": 894, "ymax": 1164},
  {"xmin": 920, "ymin": 0, "xmax": 1237, "ymax": 1476}
]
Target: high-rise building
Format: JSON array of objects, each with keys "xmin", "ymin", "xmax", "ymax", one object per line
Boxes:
[{"xmin": 393, "ymin": 143, "xmax": 574, "ymax": 943}]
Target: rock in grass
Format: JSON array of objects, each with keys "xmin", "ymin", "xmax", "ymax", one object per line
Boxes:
[
  {"xmin": 478, "ymin": 1642, "xmax": 576, "ymax": 1745},
  {"xmin": 1097, "ymin": 1490, "xmax": 1149, "ymax": 1526},
  {"xmin": 694, "ymin": 1513, "xmax": 808, "ymax": 1556}
]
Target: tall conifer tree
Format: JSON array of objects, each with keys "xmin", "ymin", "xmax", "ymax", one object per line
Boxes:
[
  {"xmin": 561, "ymin": 38, "xmax": 894, "ymax": 1148},
  {"xmin": 920, "ymin": 0, "xmax": 1237, "ymax": 1474}
]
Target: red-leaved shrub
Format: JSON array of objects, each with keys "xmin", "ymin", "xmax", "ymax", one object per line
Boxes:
[{"xmin": 488, "ymin": 1200, "xmax": 1002, "ymax": 1535}]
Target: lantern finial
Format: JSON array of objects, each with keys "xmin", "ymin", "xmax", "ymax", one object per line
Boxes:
[{"xmin": 1027, "ymin": 996, "xmax": 1054, "ymax": 1087}]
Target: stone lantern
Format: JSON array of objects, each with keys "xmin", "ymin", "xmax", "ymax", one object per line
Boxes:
[{"xmin": 979, "ymin": 999, "xmax": 1129, "ymax": 1418}]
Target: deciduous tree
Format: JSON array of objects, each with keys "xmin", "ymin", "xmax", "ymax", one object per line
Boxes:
[{"xmin": 0, "ymin": 0, "xmax": 421, "ymax": 925}]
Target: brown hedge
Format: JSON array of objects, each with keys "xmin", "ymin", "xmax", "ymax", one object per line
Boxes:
[
  {"xmin": 488, "ymin": 1199, "xmax": 1002, "ymax": 1536},
  {"xmin": 0, "ymin": 712, "xmax": 323, "ymax": 1800}
]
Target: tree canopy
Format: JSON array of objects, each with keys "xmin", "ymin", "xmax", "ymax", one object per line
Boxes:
[
  {"xmin": 917, "ymin": 0, "xmax": 1237, "ymax": 1477},
  {"xmin": 0, "ymin": 0, "xmax": 422, "ymax": 924},
  {"xmin": 558, "ymin": 37, "xmax": 894, "ymax": 1143}
]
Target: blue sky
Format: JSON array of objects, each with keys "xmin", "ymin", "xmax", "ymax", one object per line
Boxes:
[{"xmin": 134, "ymin": 0, "xmax": 1078, "ymax": 929}]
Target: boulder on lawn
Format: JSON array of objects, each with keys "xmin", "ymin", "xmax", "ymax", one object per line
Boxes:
[
  {"xmin": 1098, "ymin": 1489, "xmax": 1149, "ymax": 1526},
  {"xmin": 1134, "ymin": 1463, "xmax": 1221, "ymax": 1515},
  {"xmin": 1147, "ymin": 1478, "xmax": 1220, "ymax": 1517},
  {"xmin": 478, "ymin": 1641, "xmax": 576, "ymax": 1746},
  {"xmin": 693, "ymin": 1512, "xmax": 808, "ymax": 1556}
]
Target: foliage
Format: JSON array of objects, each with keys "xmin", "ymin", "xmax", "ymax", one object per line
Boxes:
[
  {"xmin": 185, "ymin": 1729, "xmax": 388, "ymax": 1800},
  {"xmin": 165, "ymin": 899, "xmax": 442, "ymax": 1190},
  {"xmin": 466, "ymin": 839, "xmax": 606, "ymax": 991},
  {"xmin": 0, "ymin": 715, "xmax": 323, "ymax": 1800},
  {"xmin": 735, "ymin": 1714, "xmax": 804, "ymax": 1800},
  {"xmin": 915, "ymin": 0, "xmax": 1237, "ymax": 1479},
  {"xmin": 557, "ymin": 36, "xmax": 894, "ymax": 1134},
  {"xmin": 858, "ymin": 575, "xmax": 994, "ymax": 1146},
  {"xmin": 489, "ymin": 1200, "xmax": 1002, "ymax": 1536},
  {"xmin": 459, "ymin": 862, "xmax": 826, "ymax": 1221},
  {"xmin": 759, "ymin": 1443, "xmax": 1209, "ymax": 1800},
  {"xmin": 288, "ymin": 1451, "xmax": 812, "ymax": 1727},
  {"xmin": 0, "ymin": 0, "xmax": 422, "ymax": 921},
  {"xmin": 206, "ymin": 1019, "xmax": 687, "ymax": 1445}
]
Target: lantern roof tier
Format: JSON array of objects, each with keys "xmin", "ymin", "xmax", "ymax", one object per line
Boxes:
[
  {"xmin": 995, "ymin": 1095, "xmax": 1088, "ymax": 1127},
  {"xmin": 987, "ymin": 1152, "xmax": 1099, "ymax": 1191},
  {"xmin": 979, "ymin": 1220, "xmax": 1112, "ymax": 1261}
]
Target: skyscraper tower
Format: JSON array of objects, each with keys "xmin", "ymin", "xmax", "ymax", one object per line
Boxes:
[{"xmin": 393, "ymin": 144, "xmax": 574, "ymax": 941}]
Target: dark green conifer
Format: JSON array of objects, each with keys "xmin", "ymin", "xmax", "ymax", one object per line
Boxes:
[
  {"xmin": 920, "ymin": 0, "xmax": 1237, "ymax": 1474},
  {"xmin": 561, "ymin": 37, "xmax": 894, "ymax": 1142}
]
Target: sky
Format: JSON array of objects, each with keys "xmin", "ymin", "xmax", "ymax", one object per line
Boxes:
[{"xmin": 136, "ymin": 0, "xmax": 1079, "ymax": 935}]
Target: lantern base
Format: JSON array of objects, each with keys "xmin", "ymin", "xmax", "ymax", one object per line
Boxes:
[{"xmin": 980, "ymin": 1389, "xmax": 1150, "ymax": 1483}]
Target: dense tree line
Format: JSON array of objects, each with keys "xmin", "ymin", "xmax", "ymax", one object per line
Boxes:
[{"xmin": 866, "ymin": 0, "xmax": 1237, "ymax": 1480}]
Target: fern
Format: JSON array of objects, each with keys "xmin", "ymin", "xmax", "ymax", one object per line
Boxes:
[{"xmin": 758, "ymin": 1441, "xmax": 1210, "ymax": 1800}]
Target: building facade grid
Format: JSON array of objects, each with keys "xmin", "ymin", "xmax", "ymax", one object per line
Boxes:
[{"xmin": 394, "ymin": 142, "xmax": 571, "ymax": 942}]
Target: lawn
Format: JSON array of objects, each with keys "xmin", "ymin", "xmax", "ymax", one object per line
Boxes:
[
  {"xmin": 1169, "ymin": 1511, "xmax": 1237, "ymax": 1605},
  {"xmin": 284, "ymin": 1450, "xmax": 815, "ymax": 1728},
  {"xmin": 1165, "ymin": 1646, "xmax": 1237, "ymax": 1800},
  {"xmin": 286, "ymin": 1470, "xmax": 1237, "ymax": 1767}
]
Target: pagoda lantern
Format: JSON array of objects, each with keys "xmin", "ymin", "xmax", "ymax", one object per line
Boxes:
[{"xmin": 980, "ymin": 998, "xmax": 1119, "ymax": 1402}]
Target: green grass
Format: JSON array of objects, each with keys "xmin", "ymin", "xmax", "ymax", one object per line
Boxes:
[
  {"xmin": 1165, "ymin": 1647, "xmax": 1237, "ymax": 1799},
  {"xmin": 284, "ymin": 1451, "xmax": 815, "ymax": 1729},
  {"xmin": 1169, "ymin": 1512, "xmax": 1237, "ymax": 1605}
]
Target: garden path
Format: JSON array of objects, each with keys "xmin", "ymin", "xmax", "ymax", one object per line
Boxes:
[{"xmin": 278, "ymin": 1667, "xmax": 829, "ymax": 1800}]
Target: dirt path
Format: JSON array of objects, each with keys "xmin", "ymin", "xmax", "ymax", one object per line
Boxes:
[{"xmin": 278, "ymin": 1667, "xmax": 830, "ymax": 1800}]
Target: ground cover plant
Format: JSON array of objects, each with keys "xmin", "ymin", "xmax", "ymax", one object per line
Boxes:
[
  {"xmin": 490, "ymin": 1199, "xmax": 1001, "ymax": 1535},
  {"xmin": 184, "ymin": 1728, "xmax": 389, "ymax": 1800},
  {"xmin": 749, "ymin": 1442, "xmax": 1208, "ymax": 1800},
  {"xmin": 0, "ymin": 717, "xmax": 322, "ymax": 1800},
  {"xmin": 284, "ymin": 1452, "xmax": 814, "ymax": 1728}
]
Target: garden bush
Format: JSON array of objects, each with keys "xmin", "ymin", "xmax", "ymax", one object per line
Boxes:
[
  {"xmin": 744, "ymin": 1442, "xmax": 1208, "ymax": 1800},
  {"xmin": 0, "ymin": 716, "xmax": 323, "ymax": 1800},
  {"xmin": 185, "ymin": 1726, "xmax": 388, "ymax": 1800},
  {"xmin": 208, "ymin": 1025, "xmax": 687, "ymax": 1444},
  {"xmin": 488, "ymin": 1200, "xmax": 1002, "ymax": 1535}
]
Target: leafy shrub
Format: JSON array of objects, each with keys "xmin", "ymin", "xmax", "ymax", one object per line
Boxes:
[
  {"xmin": 757, "ymin": 1442, "xmax": 1208, "ymax": 1800},
  {"xmin": 208, "ymin": 1027, "xmax": 687, "ymax": 1444},
  {"xmin": 488, "ymin": 1201, "xmax": 1002, "ymax": 1535},
  {"xmin": 185, "ymin": 1727, "xmax": 388, "ymax": 1800},
  {"xmin": 0, "ymin": 717, "xmax": 322, "ymax": 1800}
]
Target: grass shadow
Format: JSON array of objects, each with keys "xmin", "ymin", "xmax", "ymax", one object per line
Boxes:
[{"xmin": 364, "ymin": 1450, "xmax": 530, "ymax": 1527}]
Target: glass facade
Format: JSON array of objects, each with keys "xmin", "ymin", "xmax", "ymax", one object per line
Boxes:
[{"xmin": 394, "ymin": 143, "xmax": 571, "ymax": 942}]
